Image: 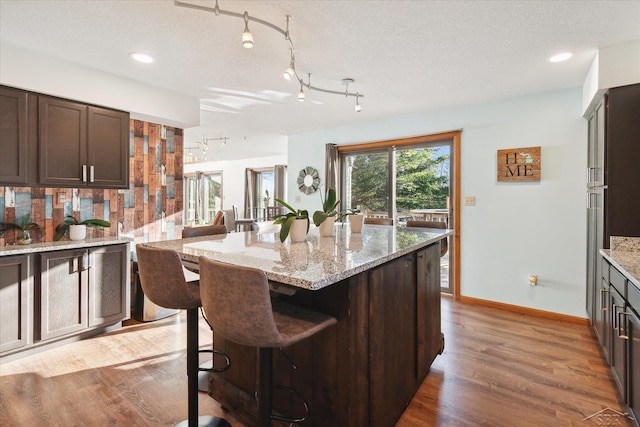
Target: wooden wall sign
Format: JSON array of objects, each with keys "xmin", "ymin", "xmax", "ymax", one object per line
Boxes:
[{"xmin": 497, "ymin": 146, "xmax": 541, "ymax": 182}]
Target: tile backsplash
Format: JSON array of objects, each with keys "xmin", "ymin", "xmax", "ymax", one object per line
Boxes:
[{"xmin": 1, "ymin": 120, "xmax": 184, "ymax": 246}]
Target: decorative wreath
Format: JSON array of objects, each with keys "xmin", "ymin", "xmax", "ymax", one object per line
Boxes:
[{"xmin": 296, "ymin": 166, "xmax": 320, "ymax": 195}]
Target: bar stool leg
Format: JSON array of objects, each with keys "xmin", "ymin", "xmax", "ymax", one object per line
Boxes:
[
  {"xmin": 176, "ymin": 308, "xmax": 231, "ymax": 427},
  {"xmin": 258, "ymin": 347, "xmax": 273, "ymax": 427}
]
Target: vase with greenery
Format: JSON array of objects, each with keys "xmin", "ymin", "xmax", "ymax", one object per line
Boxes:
[
  {"xmin": 272, "ymin": 199, "xmax": 309, "ymax": 243},
  {"xmin": 54, "ymin": 216, "xmax": 111, "ymax": 241},
  {"xmin": 0, "ymin": 214, "xmax": 44, "ymax": 245},
  {"xmin": 312, "ymin": 188, "xmax": 340, "ymax": 237},
  {"xmin": 338, "ymin": 208, "xmax": 363, "ymax": 233}
]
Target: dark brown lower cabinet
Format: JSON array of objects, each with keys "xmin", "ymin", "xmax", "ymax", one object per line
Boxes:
[
  {"xmin": 610, "ymin": 284, "xmax": 626, "ymax": 400},
  {"xmin": 39, "ymin": 249, "xmax": 89, "ymax": 340},
  {"xmin": 0, "ymin": 255, "xmax": 31, "ymax": 353},
  {"xmin": 209, "ymin": 242, "xmax": 443, "ymax": 427},
  {"xmin": 1, "ymin": 243, "xmax": 129, "ymax": 360},
  {"xmin": 599, "ymin": 257, "xmax": 640, "ymax": 427},
  {"xmin": 628, "ymin": 305, "xmax": 640, "ymax": 426}
]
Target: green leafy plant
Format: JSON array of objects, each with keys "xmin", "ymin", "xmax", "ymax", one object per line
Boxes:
[
  {"xmin": 312, "ymin": 187, "xmax": 340, "ymax": 226},
  {"xmin": 272, "ymin": 198, "xmax": 309, "ymax": 243},
  {"xmin": 0, "ymin": 214, "xmax": 44, "ymax": 242},
  {"xmin": 336, "ymin": 207, "xmax": 361, "ymax": 222},
  {"xmin": 54, "ymin": 215, "xmax": 111, "ymax": 241}
]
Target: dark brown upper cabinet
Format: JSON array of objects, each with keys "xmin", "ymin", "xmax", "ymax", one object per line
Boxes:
[
  {"xmin": 39, "ymin": 96, "xmax": 129, "ymax": 188},
  {"xmin": 0, "ymin": 86, "xmax": 29, "ymax": 185}
]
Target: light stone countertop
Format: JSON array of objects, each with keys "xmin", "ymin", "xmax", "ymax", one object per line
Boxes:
[
  {"xmin": 601, "ymin": 249, "xmax": 640, "ymax": 290},
  {"xmin": 0, "ymin": 236, "xmax": 132, "ymax": 257},
  {"xmin": 140, "ymin": 224, "xmax": 452, "ymax": 291}
]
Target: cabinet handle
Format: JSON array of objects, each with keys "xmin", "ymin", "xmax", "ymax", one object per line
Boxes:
[
  {"xmin": 600, "ymin": 288, "xmax": 609, "ymax": 311},
  {"xmin": 82, "ymin": 165, "xmax": 87, "ymax": 182},
  {"xmin": 90, "ymin": 166, "xmax": 94, "ymax": 183},
  {"xmin": 612, "ymin": 304, "xmax": 624, "ymax": 330},
  {"xmin": 617, "ymin": 311, "xmax": 630, "ymax": 340}
]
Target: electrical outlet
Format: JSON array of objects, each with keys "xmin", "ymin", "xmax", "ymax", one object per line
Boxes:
[
  {"xmin": 57, "ymin": 192, "xmax": 66, "ymax": 204},
  {"xmin": 295, "ymin": 195, "xmax": 301, "ymax": 203},
  {"xmin": 464, "ymin": 196, "xmax": 475, "ymax": 206}
]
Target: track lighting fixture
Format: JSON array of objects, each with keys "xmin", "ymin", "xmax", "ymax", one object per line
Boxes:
[
  {"xmin": 175, "ymin": 0, "xmax": 365, "ymax": 110},
  {"xmin": 242, "ymin": 11, "xmax": 254, "ymax": 48}
]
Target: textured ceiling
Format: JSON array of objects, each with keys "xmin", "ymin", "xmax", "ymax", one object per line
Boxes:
[{"xmin": 1, "ymin": 0, "xmax": 639, "ymax": 160}]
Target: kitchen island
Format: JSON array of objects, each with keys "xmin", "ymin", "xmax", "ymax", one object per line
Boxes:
[{"xmin": 142, "ymin": 224, "xmax": 451, "ymax": 427}]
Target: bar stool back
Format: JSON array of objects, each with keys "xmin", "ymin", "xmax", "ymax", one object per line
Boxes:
[
  {"xmin": 182, "ymin": 224, "xmax": 228, "ymax": 238},
  {"xmin": 364, "ymin": 217, "xmax": 394, "ymax": 225},
  {"xmin": 198, "ymin": 257, "xmax": 337, "ymax": 427},
  {"xmin": 136, "ymin": 244, "xmax": 230, "ymax": 427}
]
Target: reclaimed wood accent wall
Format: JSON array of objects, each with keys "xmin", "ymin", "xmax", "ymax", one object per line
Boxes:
[{"xmin": 0, "ymin": 120, "xmax": 183, "ymax": 246}]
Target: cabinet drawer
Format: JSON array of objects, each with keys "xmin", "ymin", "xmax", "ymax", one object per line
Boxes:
[
  {"xmin": 629, "ymin": 283, "xmax": 640, "ymax": 316},
  {"xmin": 610, "ymin": 266, "xmax": 626, "ymax": 296}
]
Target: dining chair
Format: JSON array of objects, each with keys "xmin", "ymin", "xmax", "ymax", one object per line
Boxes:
[
  {"xmin": 182, "ymin": 224, "xmax": 228, "ymax": 238},
  {"xmin": 406, "ymin": 220, "xmax": 448, "ymax": 257},
  {"xmin": 364, "ymin": 217, "xmax": 394, "ymax": 226}
]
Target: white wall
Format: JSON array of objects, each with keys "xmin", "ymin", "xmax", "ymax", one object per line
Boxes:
[
  {"xmin": 0, "ymin": 42, "xmax": 200, "ymax": 128},
  {"xmin": 582, "ymin": 39, "xmax": 640, "ymax": 115},
  {"xmin": 288, "ymin": 87, "xmax": 587, "ymax": 318},
  {"xmin": 184, "ymin": 154, "xmax": 288, "ymax": 215}
]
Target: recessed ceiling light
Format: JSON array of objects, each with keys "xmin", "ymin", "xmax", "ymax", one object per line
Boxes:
[
  {"xmin": 129, "ymin": 52, "xmax": 154, "ymax": 64},
  {"xmin": 549, "ymin": 52, "xmax": 572, "ymax": 63}
]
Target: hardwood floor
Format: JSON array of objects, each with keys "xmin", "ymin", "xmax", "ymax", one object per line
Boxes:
[{"xmin": 0, "ymin": 298, "xmax": 632, "ymax": 426}]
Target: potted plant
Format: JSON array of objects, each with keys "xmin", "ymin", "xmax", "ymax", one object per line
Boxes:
[
  {"xmin": 54, "ymin": 216, "xmax": 111, "ymax": 241},
  {"xmin": 338, "ymin": 208, "xmax": 363, "ymax": 233},
  {"xmin": 273, "ymin": 199, "xmax": 310, "ymax": 243},
  {"xmin": 0, "ymin": 214, "xmax": 44, "ymax": 245},
  {"xmin": 312, "ymin": 188, "xmax": 340, "ymax": 237}
]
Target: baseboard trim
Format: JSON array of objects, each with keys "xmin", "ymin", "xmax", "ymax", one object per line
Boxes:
[{"xmin": 458, "ymin": 296, "xmax": 589, "ymax": 325}]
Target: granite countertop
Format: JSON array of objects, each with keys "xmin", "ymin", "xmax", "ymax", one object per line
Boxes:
[
  {"xmin": 600, "ymin": 237, "xmax": 640, "ymax": 289},
  {"xmin": 140, "ymin": 224, "xmax": 452, "ymax": 291},
  {"xmin": 0, "ymin": 236, "xmax": 132, "ymax": 257}
]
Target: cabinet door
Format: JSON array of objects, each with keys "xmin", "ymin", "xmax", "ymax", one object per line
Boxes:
[
  {"xmin": 595, "ymin": 276, "xmax": 610, "ymax": 361},
  {"xmin": 369, "ymin": 254, "xmax": 417, "ymax": 427},
  {"xmin": 417, "ymin": 243, "xmax": 442, "ymax": 379},
  {"xmin": 610, "ymin": 286, "xmax": 627, "ymax": 400},
  {"xmin": 39, "ymin": 249, "xmax": 88, "ymax": 340},
  {"xmin": 88, "ymin": 244, "xmax": 129, "ymax": 327},
  {"xmin": 0, "ymin": 255, "xmax": 31, "ymax": 353},
  {"xmin": 87, "ymin": 106, "xmax": 129, "ymax": 188},
  {"xmin": 628, "ymin": 306, "xmax": 640, "ymax": 425},
  {"xmin": 39, "ymin": 96, "xmax": 87, "ymax": 187},
  {"xmin": 0, "ymin": 86, "xmax": 29, "ymax": 185}
]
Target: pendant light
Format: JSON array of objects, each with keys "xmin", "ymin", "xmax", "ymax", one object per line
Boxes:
[{"xmin": 242, "ymin": 11, "xmax": 253, "ymax": 48}]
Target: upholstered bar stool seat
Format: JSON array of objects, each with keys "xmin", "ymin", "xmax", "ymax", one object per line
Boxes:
[
  {"xmin": 198, "ymin": 257, "xmax": 337, "ymax": 427},
  {"xmin": 136, "ymin": 245, "xmax": 231, "ymax": 427}
]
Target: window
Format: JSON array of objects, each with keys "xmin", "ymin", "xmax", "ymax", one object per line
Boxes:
[{"xmin": 184, "ymin": 171, "xmax": 222, "ymax": 225}]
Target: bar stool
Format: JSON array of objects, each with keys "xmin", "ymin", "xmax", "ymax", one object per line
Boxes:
[
  {"xmin": 198, "ymin": 257, "xmax": 337, "ymax": 427},
  {"xmin": 136, "ymin": 244, "xmax": 231, "ymax": 427},
  {"xmin": 406, "ymin": 220, "xmax": 448, "ymax": 257}
]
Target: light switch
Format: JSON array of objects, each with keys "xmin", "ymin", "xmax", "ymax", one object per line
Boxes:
[{"xmin": 464, "ymin": 196, "xmax": 476, "ymax": 206}]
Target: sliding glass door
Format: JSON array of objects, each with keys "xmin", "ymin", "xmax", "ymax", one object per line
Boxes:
[{"xmin": 341, "ymin": 140, "xmax": 452, "ymax": 293}]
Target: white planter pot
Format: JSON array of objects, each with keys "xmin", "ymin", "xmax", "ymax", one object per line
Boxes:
[
  {"xmin": 289, "ymin": 219, "xmax": 308, "ymax": 243},
  {"xmin": 69, "ymin": 224, "xmax": 87, "ymax": 241},
  {"xmin": 349, "ymin": 214, "xmax": 364, "ymax": 233},
  {"xmin": 318, "ymin": 217, "xmax": 335, "ymax": 237}
]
